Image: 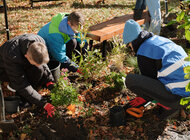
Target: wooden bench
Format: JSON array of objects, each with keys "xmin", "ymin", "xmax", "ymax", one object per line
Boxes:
[{"xmin": 87, "ymin": 10, "xmax": 150, "ymax": 59}]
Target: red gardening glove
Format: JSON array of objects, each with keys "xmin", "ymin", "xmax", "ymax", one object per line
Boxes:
[
  {"xmin": 129, "ymin": 97, "xmax": 146, "ymax": 107},
  {"xmin": 44, "ymin": 103, "xmax": 56, "ymax": 118},
  {"xmin": 46, "ymin": 81, "xmax": 55, "ymax": 91},
  {"xmin": 76, "ymin": 69, "xmax": 83, "ymax": 75}
]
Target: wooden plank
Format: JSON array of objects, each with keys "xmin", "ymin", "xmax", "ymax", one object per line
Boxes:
[{"xmin": 87, "ymin": 10, "xmax": 150, "ymax": 42}]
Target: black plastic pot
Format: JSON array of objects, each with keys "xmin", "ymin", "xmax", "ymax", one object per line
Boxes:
[
  {"xmin": 48, "ymin": 61, "xmax": 61, "ymax": 83},
  {"xmin": 4, "ymin": 96, "xmax": 20, "ymax": 114},
  {"xmin": 109, "ymin": 105, "xmax": 126, "ymax": 126}
]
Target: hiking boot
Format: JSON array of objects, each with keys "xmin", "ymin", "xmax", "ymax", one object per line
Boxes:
[{"xmin": 133, "ymin": 9, "xmax": 143, "ymax": 20}]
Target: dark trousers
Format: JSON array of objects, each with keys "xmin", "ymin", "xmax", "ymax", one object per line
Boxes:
[
  {"xmin": 125, "ymin": 74, "xmax": 183, "ymax": 109},
  {"xmin": 66, "ymin": 39, "xmax": 88, "ymax": 61},
  {"xmin": 135, "ymin": 0, "xmax": 146, "ymax": 10},
  {"xmin": 58, "ymin": 38, "xmax": 88, "ymax": 71}
]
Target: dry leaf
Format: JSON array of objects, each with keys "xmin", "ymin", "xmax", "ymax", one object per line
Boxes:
[
  {"xmin": 20, "ymin": 133, "xmax": 27, "ymax": 140},
  {"xmin": 114, "ymin": 97, "xmax": 119, "ymax": 103},
  {"xmin": 67, "ymin": 104, "xmax": 76, "ymax": 113},
  {"xmin": 181, "ymin": 109, "xmax": 187, "ymax": 119}
]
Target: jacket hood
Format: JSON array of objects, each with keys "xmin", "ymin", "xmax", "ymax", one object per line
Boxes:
[
  {"xmin": 58, "ymin": 17, "xmax": 75, "ymax": 36},
  {"xmin": 132, "ymin": 30, "xmax": 154, "ymax": 54}
]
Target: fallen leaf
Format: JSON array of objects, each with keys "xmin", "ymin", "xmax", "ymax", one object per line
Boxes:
[
  {"xmin": 114, "ymin": 97, "xmax": 119, "ymax": 103},
  {"xmin": 20, "ymin": 133, "xmax": 26, "ymax": 140},
  {"xmin": 181, "ymin": 109, "xmax": 187, "ymax": 119},
  {"xmin": 67, "ymin": 104, "xmax": 76, "ymax": 113}
]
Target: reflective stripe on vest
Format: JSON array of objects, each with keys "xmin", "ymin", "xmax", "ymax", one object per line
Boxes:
[
  {"xmin": 157, "ymin": 56, "xmax": 188, "ymax": 90},
  {"xmin": 157, "ymin": 57, "xmax": 186, "ymax": 77},
  {"xmin": 166, "ymin": 79, "xmax": 190, "ymax": 90}
]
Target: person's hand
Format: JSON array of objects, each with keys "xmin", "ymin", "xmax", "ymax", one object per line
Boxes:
[
  {"xmin": 46, "ymin": 81, "xmax": 55, "ymax": 91},
  {"xmin": 44, "ymin": 103, "xmax": 56, "ymax": 118}
]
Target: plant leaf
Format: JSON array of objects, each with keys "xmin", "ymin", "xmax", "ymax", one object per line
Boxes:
[
  {"xmin": 176, "ymin": 11, "xmax": 185, "ymax": 22},
  {"xmin": 184, "ymin": 66, "xmax": 190, "ymax": 73},
  {"xmin": 185, "ymin": 30, "xmax": 190, "ymax": 41},
  {"xmin": 185, "ymin": 82, "xmax": 190, "ymax": 92}
]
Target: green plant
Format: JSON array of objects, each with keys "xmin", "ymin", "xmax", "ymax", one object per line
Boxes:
[
  {"xmin": 22, "ymin": 124, "xmax": 32, "ymax": 135},
  {"xmin": 169, "ymin": 0, "xmax": 190, "ymax": 41},
  {"xmin": 50, "ymin": 70, "xmax": 80, "ymax": 106},
  {"xmin": 70, "ymin": 26, "xmax": 108, "ymax": 81},
  {"xmin": 125, "ymin": 56, "xmax": 140, "ymax": 74},
  {"xmin": 105, "ymin": 71, "xmax": 126, "ymax": 91}
]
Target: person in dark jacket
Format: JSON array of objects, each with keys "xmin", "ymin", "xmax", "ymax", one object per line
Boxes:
[
  {"xmin": 122, "ymin": 19, "xmax": 190, "ymax": 119},
  {"xmin": 0, "ymin": 34, "xmax": 56, "ymax": 118},
  {"xmin": 38, "ymin": 11, "xmax": 87, "ymax": 74}
]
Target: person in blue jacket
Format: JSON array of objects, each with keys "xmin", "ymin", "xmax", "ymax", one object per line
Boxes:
[
  {"xmin": 123, "ymin": 19, "xmax": 190, "ymax": 119},
  {"xmin": 38, "ymin": 11, "xmax": 88, "ymax": 73}
]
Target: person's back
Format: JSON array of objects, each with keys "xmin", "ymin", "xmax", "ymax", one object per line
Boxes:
[
  {"xmin": 38, "ymin": 22, "xmax": 51, "ymax": 43},
  {"xmin": 0, "ymin": 34, "xmax": 46, "ymax": 81}
]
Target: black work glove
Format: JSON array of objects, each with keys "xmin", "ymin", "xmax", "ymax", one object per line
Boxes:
[{"xmin": 62, "ymin": 59, "xmax": 78, "ymax": 72}]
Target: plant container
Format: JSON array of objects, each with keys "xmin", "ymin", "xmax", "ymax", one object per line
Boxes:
[
  {"xmin": 109, "ymin": 105, "xmax": 126, "ymax": 126},
  {"xmin": 4, "ymin": 96, "xmax": 20, "ymax": 114},
  {"xmin": 48, "ymin": 61, "xmax": 61, "ymax": 83}
]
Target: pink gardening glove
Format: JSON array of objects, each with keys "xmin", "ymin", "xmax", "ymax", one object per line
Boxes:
[{"xmin": 44, "ymin": 103, "xmax": 56, "ymax": 118}]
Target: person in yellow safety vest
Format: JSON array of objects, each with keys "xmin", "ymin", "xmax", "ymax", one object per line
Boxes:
[{"xmin": 38, "ymin": 11, "xmax": 88, "ymax": 74}]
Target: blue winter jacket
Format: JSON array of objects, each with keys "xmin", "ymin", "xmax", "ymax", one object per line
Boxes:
[{"xmin": 38, "ymin": 13, "xmax": 79, "ymax": 72}]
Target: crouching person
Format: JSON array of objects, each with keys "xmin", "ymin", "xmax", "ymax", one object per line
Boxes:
[
  {"xmin": 123, "ymin": 19, "xmax": 190, "ymax": 120},
  {"xmin": 38, "ymin": 11, "xmax": 88, "ymax": 74},
  {"xmin": 0, "ymin": 34, "xmax": 56, "ymax": 118}
]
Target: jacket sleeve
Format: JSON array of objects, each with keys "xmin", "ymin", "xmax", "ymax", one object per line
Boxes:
[
  {"xmin": 46, "ymin": 33, "xmax": 79, "ymax": 72},
  {"xmin": 137, "ymin": 55, "xmax": 162, "ymax": 79},
  {"xmin": 2, "ymin": 55, "xmax": 46, "ymax": 107}
]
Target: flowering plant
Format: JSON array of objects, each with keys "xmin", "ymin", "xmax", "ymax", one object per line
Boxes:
[{"xmin": 50, "ymin": 69, "xmax": 80, "ymax": 106}]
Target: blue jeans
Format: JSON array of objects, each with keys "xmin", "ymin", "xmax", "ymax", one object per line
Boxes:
[
  {"xmin": 145, "ymin": 0, "xmax": 161, "ymax": 35},
  {"xmin": 134, "ymin": 0, "xmax": 146, "ymax": 10}
]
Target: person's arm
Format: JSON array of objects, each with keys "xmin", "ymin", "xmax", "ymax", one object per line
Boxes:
[
  {"xmin": 137, "ymin": 55, "xmax": 162, "ymax": 79},
  {"xmin": 46, "ymin": 33, "xmax": 79, "ymax": 72}
]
